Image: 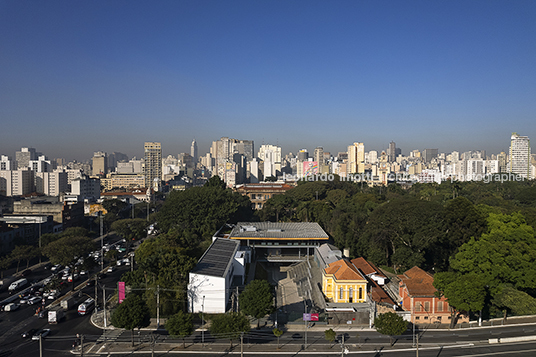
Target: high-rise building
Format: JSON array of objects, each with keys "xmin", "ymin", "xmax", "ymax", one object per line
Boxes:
[
  {"xmin": 191, "ymin": 139, "xmax": 198, "ymax": 165},
  {"xmin": 35, "ymin": 171, "xmax": 68, "ymax": 196},
  {"xmin": 497, "ymin": 152, "xmax": 508, "ymax": 173},
  {"xmin": 0, "ymin": 169, "xmax": 33, "ymax": 196},
  {"xmin": 1, "ymin": 156, "xmax": 14, "ymax": 171},
  {"xmin": 389, "ymin": 141, "xmax": 396, "ymax": 162},
  {"xmin": 15, "ymin": 147, "xmax": 38, "ymax": 169},
  {"xmin": 347, "ymin": 142, "xmax": 365, "ymax": 173},
  {"xmin": 212, "ymin": 137, "xmax": 254, "ymax": 185},
  {"xmin": 423, "ymin": 149, "xmax": 438, "ymax": 163},
  {"xmin": 314, "ymin": 147, "xmax": 324, "ymax": 171},
  {"xmin": 92, "ymin": 151, "xmax": 108, "ymax": 176},
  {"xmin": 509, "ymin": 133, "xmax": 531, "ymax": 179},
  {"xmin": 258, "ymin": 144, "xmax": 282, "ymax": 178},
  {"xmin": 144, "ymin": 142, "xmax": 162, "ymax": 189}
]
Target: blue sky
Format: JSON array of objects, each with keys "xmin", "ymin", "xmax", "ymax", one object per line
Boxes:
[{"xmin": 1, "ymin": 0, "xmax": 535, "ymax": 161}]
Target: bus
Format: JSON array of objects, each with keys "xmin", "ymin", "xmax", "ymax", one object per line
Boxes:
[{"xmin": 77, "ymin": 298, "xmax": 95, "ymax": 315}]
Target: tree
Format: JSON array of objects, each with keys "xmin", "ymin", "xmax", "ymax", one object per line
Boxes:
[
  {"xmin": 239, "ymin": 280, "xmax": 274, "ymax": 328},
  {"xmin": 110, "ymin": 294, "xmax": 151, "ymax": 346},
  {"xmin": 374, "ymin": 312, "xmax": 407, "ymax": 346},
  {"xmin": 11, "ymin": 245, "xmax": 36, "ymax": 272},
  {"xmin": 111, "ymin": 218, "xmax": 147, "ymax": 243},
  {"xmin": 165, "ymin": 310, "xmax": 193, "ymax": 348},
  {"xmin": 156, "ymin": 182, "xmax": 252, "ymax": 247},
  {"xmin": 324, "ymin": 328, "xmax": 336, "ymax": 347},
  {"xmin": 492, "ymin": 285, "xmax": 536, "ymax": 319},
  {"xmin": 450, "ymin": 212, "xmax": 536, "ymax": 295},
  {"xmin": 209, "ymin": 312, "xmax": 250, "ymax": 348},
  {"xmin": 272, "ymin": 328, "xmax": 283, "ymax": 349},
  {"xmin": 42, "ymin": 235, "xmax": 95, "ymax": 290},
  {"xmin": 433, "ymin": 271, "xmax": 486, "ymax": 327},
  {"xmin": 0, "ymin": 256, "xmax": 12, "ymax": 279}
]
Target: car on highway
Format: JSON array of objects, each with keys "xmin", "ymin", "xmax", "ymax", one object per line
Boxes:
[
  {"xmin": 32, "ymin": 329, "xmax": 50, "ymax": 341},
  {"xmin": 4, "ymin": 303, "xmax": 20, "ymax": 311},
  {"xmin": 21, "ymin": 329, "xmax": 38, "ymax": 338},
  {"xmin": 107, "ymin": 266, "xmax": 115, "ymax": 273},
  {"xmin": 27, "ymin": 296, "xmax": 41, "ymax": 305},
  {"xmin": 19, "ymin": 295, "xmax": 31, "ymax": 304},
  {"xmin": 51, "ymin": 264, "xmax": 62, "ymax": 272}
]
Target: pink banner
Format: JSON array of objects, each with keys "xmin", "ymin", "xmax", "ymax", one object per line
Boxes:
[{"xmin": 118, "ymin": 282, "xmax": 125, "ymax": 303}]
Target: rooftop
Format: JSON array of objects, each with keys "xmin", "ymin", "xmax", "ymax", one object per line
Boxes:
[
  {"xmin": 398, "ymin": 266, "xmax": 437, "ymax": 297},
  {"xmin": 190, "ymin": 238, "xmax": 240, "ymax": 278},
  {"xmin": 229, "ymin": 222, "xmax": 329, "ymax": 240},
  {"xmin": 324, "ymin": 259, "xmax": 366, "ymax": 281}
]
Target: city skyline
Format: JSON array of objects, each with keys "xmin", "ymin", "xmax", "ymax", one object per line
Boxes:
[{"xmin": 1, "ymin": 1, "xmax": 535, "ymax": 160}]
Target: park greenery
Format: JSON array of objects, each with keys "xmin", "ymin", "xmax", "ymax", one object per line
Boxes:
[
  {"xmin": 239, "ymin": 279, "xmax": 274, "ymax": 328},
  {"xmin": 258, "ymin": 177, "xmax": 536, "ymax": 319},
  {"xmin": 116, "ymin": 175, "xmax": 254, "ymax": 320},
  {"xmin": 165, "ymin": 310, "xmax": 194, "ymax": 348},
  {"xmin": 110, "ymin": 293, "xmax": 151, "ymax": 346},
  {"xmin": 209, "ymin": 312, "xmax": 251, "ymax": 348},
  {"xmin": 374, "ymin": 311, "xmax": 407, "ymax": 346}
]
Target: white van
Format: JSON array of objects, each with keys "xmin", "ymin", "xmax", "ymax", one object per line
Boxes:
[{"xmin": 8, "ymin": 278, "xmax": 28, "ymax": 292}]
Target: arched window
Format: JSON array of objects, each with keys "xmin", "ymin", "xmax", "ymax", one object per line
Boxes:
[
  {"xmin": 339, "ymin": 287, "xmax": 344, "ymax": 300},
  {"xmin": 349, "ymin": 287, "xmax": 353, "ymax": 303},
  {"xmin": 358, "ymin": 287, "xmax": 363, "ymax": 300}
]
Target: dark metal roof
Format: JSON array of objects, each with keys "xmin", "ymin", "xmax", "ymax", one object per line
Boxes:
[{"xmin": 190, "ymin": 238, "xmax": 239, "ymax": 278}]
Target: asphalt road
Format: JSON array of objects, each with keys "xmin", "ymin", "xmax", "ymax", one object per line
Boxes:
[{"xmin": 0, "ymin": 234, "xmax": 132, "ymax": 357}]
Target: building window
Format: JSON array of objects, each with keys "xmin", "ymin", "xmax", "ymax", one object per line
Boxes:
[
  {"xmin": 340, "ymin": 287, "xmax": 344, "ymax": 300},
  {"xmin": 415, "ymin": 316, "xmax": 420, "ymax": 320},
  {"xmin": 424, "ymin": 301, "xmax": 430, "ymax": 312},
  {"xmin": 358, "ymin": 287, "xmax": 363, "ymax": 300},
  {"xmin": 349, "ymin": 287, "xmax": 353, "ymax": 303},
  {"xmin": 437, "ymin": 301, "xmax": 443, "ymax": 312},
  {"xmin": 415, "ymin": 303, "xmax": 421, "ymax": 312}
]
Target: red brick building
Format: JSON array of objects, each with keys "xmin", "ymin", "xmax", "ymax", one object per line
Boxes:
[{"xmin": 398, "ymin": 266, "xmax": 469, "ymax": 324}]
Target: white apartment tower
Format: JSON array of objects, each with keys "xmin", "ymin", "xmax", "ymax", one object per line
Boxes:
[
  {"xmin": 509, "ymin": 133, "xmax": 531, "ymax": 179},
  {"xmin": 144, "ymin": 142, "xmax": 162, "ymax": 189},
  {"xmin": 191, "ymin": 139, "xmax": 198, "ymax": 165}
]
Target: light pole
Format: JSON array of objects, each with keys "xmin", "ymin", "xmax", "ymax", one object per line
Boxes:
[
  {"xmin": 202, "ymin": 295, "xmax": 205, "ymax": 347},
  {"xmin": 100, "ymin": 213, "xmax": 104, "ymax": 271}
]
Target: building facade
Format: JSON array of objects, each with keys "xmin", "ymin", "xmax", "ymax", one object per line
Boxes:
[
  {"xmin": 398, "ymin": 266, "xmax": 469, "ymax": 324},
  {"xmin": 143, "ymin": 142, "xmax": 162, "ymax": 190},
  {"xmin": 322, "ymin": 259, "xmax": 368, "ymax": 304},
  {"xmin": 509, "ymin": 132, "xmax": 531, "ymax": 179}
]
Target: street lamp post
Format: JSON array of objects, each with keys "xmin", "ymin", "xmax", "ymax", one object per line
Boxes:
[{"xmin": 202, "ymin": 295, "xmax": 205, "ymax": 347}]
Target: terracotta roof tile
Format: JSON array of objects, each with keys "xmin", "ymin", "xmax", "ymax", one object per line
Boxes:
[
  {"xmin": 324, "ymin": 259, "xmax": 366, "ymax": 281},
  {"xmin": 351, "ymin": 257, "xmax": 386, "ymax": 278},
  {"xmin": 398, "ymin": 266, "xmax": 437, "ymax": 297}
]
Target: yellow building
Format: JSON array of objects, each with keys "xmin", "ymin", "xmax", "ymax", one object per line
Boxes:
[{"xmin": 322, "ymin": 259, "xmax": 368, "ymax": 303}]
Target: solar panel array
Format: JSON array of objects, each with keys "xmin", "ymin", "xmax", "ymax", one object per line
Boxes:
[{"xmin": 191, "ymin": 238, "xmax": 239, "ymax": 278}]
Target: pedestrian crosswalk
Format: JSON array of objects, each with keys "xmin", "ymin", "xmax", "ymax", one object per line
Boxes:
[{"xmin": 96, "ymin": 329, "xmax": 123, "ymax": 342}]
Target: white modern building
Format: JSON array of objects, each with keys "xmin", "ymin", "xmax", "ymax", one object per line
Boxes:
[
  {"xmin": 509, "ymin": 133, "xmax": 531, "ymax": 179},
  {"xmin": 188, "ymin": 238, "xmax": 242, "ymax": 314}
]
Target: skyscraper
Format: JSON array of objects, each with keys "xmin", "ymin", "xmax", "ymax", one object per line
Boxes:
[
  {"xmin": 314, "ymin": 147, "xmax": 324, "ymax": 172},
  {"xmin": 92, "ymin": 151, "xmax": 108, "ymax": 176},
  {"xmin": 144, "ymin": 142, "xmax": 162, "ymax": 189},
  {"xmin": 347, "ymin": 142, "xmax": 365, "ymax": 173},
  {"xmin": 191, "ymin": 139, "xmax": 198, "ymax": 165},
  {"xmin": 388, "ymin": 141, "xmax": 396, "ymax": 162},
  {"xmin": 509, "ymin": 133, "xmax": 531, "ymax": 179},
  {"xmin": 15, "ymin": 147, "xmax": 38, "ymax": 169}
]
